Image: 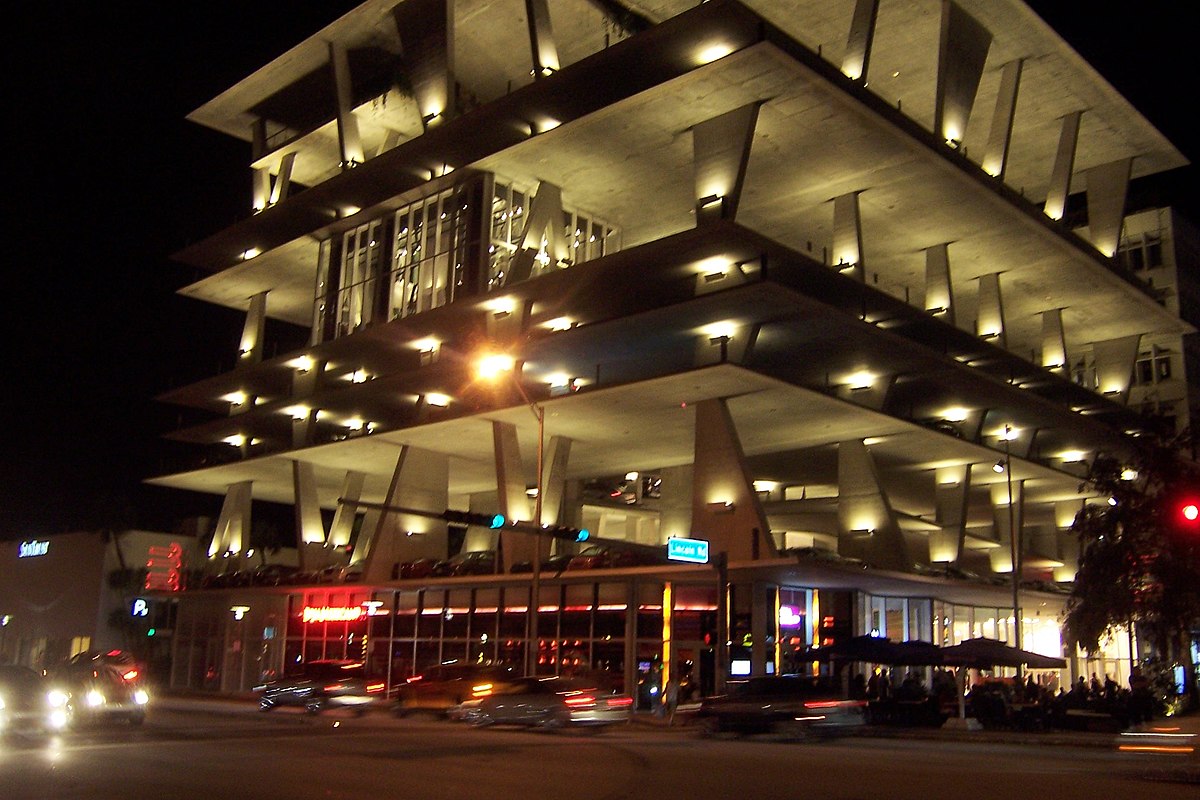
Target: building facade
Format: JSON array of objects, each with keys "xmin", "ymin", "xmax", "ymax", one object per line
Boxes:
[{"xmin": 157, "ymin": 0, "xmax": 1192, "ymax": 697}]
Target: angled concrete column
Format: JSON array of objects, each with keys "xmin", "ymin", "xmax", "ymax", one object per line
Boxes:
[
  {"xmin": 690, "ymin": 399, "xmax": 775, "ymax": 562},
  {"xmin": 208, "ymin": 481, "xmax": 252, "ymax": 559},
  {"xmin": 1053, "ymin": 500, "xmax": 1084, "ymax": 581},
  {"xmin": 1093, "ymin": 334, "xmax": 1141, "ymax": 403},
  {"xmin": 524, "ymin": 0, "xmax": 560, "ymax": 78},
  {"xmin": 493, "ymin": 420, "xmax": 538, "ymax": 570},
  {"xmin": 237, "ymin": 291, "xmax": 268, "ymax": 368},
  {"xmin": 658, "ymin": 465, "xmax": 694, "ymax": 541},
  {"xmin": 329, "ymin": 41, "xmax": 365, "ymax": 167},
  {"xmin": 361, "ymin": 446, "xmax": 450, "ymax": 583},
  {"xmin": 1043, "ymin": 111, "xmax": 1082, "ymax": 220},
  {"xmin": 930, "ymin": 465, "xmax": 971, "ymax": 563},
  {"xmin": 252, "ymin": 168, "xmax": 271, "ymax": 213},
  {"xmin": 841, "ymin": 0, "xmax": 880, "ymax": 82},
  {"xmin": 1041, "ymin": 308, "xmax": 1068, "ymax": 372},
  {"xmin": 837, "ymin": 440, "xmax": 908, "ymax": 571},
  {"xmin": 392, "ymin": 0, "xmax": 456, "ymax": 128},
  {"xmin": 329, "ymin": 471, "xmax": 365, "ymax": 548},
  {"xmin": 988, "ymin": 481, "xmax": 1023, "ymax": 573},
  {"xmin": 290, "ymin": 360, "xmax": 325, "ymax": 449},
  {"xmin": 934, "ymin": 1, "xmax": 992, "ymax": 148},
  {"xmin": 976, "ymin": 273, "xmax": 1006, "ymax": 347},
  {"xmin": 832, "ymin": 191, "xmax": 865, "ymax": 281},
  {"xmin": 1085, "ymin": 158, "xmax": 1133, "ymax": 257},
  {"xmin": 268, "ymin": 152, "xmax": 295, "ymax": 205},
  {"xmin": 293, "ymin": 460, "xmax": 328, "ymax": 572},
  {"xmin": 981, "ymin": 59, "xmax": 1023, "ymax": 179},
  {"xmin": 692, "ymin": 103, "xmax": 760, "ymax": 225},
  {"xmin": 507, "ymin": 181, "xmax": 569, "ymax": 283},
  {"xmin": 538, "ymin": 435, "xmax": 572, "ymax": 526},
  {"xmin": 924, "ymin": 243, "xmax": 956, "ymax": 324}
]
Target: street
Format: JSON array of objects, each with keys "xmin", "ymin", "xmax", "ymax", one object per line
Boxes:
[{"xmin": 2, "ymin": 701, "xmax": 1198, "ymax": 799}]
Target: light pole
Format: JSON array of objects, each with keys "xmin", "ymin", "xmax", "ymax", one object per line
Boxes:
[
  {"xmin": 1003, "ymin": 424, "xmax": 1022, "ymax": 679},
  {"xmin": 476, "ymin": 351, "xmax": 545, "ymax": 676}
]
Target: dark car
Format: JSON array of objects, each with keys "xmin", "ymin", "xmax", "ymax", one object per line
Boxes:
[
  {"xmin": 46, "ymin": 650, "xmax": 151, "ymax": 728},
  {"xmin": 696, "ymin": 675, "xmax": 866, "ymax": 738},
  {"xmin": 396, "ymin": 558, "xmax": 439, "ymax": 579},
  {"xmin": 510, "ymin": 552, "xmax": 574, "ymax": 574},
  {"xmin": 0, "ymin": 665, "xmax": 66, "ymax": 735},
  {"xmin": 256, "ymin": 660, "xmax": 384, "ymax": 714},
  {"xmin": 566, "ymin": 545, "xmax": 652, "ymax": 571},
  {"xmin": 453, "ymin": 676, "xmax": 633, "ymax": 730},
  {"xmin": 432, "ymin": 550, "xmax": 497, "ymax": 576},
  {"xmin": 394, "ymin": 663, "xmax": 521, "ymax": 716}
]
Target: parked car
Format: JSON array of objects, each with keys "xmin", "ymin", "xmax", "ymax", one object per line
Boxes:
[
  {"xmin": 0, "ymin": 665, "xmax": 66, "ymax": 735},
  {"xmin": 452, "ymin": 676, "xmax": 633, "ymax": 730},
  {"xmin": 394, "ymin": 663, "xmax": 521, "ymax": 716},
  {"xmin": 566, "ymin": 545, "xmax": 653, "ymax": 571},
  {"xmin": 45, "ymin": 650, "xmax": 151, "ymax": 728},
  {"xmin": 251, "ymin": 564, "xmax": 299, "ymax": 586},
  {"xmin": 395, "ymin": 558, "xmax": 439, "ymax": 579},
  {"xmin": 696, "ymin": 675, "xmax": 866, "ymax": 738},
  {"xmin": 256, "ymin": 660, "xmax": 385, "ymax": 714},
  {"xmin": 510, "ymin": 552, "xmax": 574, "ymax": 574},
  {"xmin": 432, "ymin": 550, "xmax": 497, "ymax": 576}
]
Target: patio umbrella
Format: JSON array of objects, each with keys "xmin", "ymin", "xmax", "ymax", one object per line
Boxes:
[
  {"xmin": 806, "ymin": 636, "xmax": 943, "ymax": 666},
  {"xmin": 940, "ymin": 637, "xmax": 1065, "ymax": 669}
]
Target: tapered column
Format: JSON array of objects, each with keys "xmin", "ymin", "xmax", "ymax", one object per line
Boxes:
[
  {"xmin": 934, "ymin": 1, "xmax": 992, "ymax": 148},
  {"xmin": 507, "ymin": 181, "xmax": 569, "ymax": 282},
  {"xmin": 329, "ymin": 471, "xmax": 365, "ymax": 548},
  {"xmin": 524, "ymin": 0, "xmax": 560, "ymax": 77},
  {"xmin": 693, "ymin": 103, "xmax": 760, "ymax": 225},
  {"xmin": 238, "ymin": 291, "xmax": 268, "ymax": 367},
  {"xmin": 841, "ymin": 0, "xmax": 880, "ymax": 82},
  {"xmin": 690, "ymin": 399, "xmax": 775, "ymax": 562},
  {"xmin": 976, "ymin": 273, "xmax": 1006, "ymax": 347},
  {"xmin": 924, "ymin": 243, "xmax": 956, "ymax": 324},
  {"xmin": 392, "ymin": 0, "xmax": 456, "ymax": 128},
  {"xmin": 1043, "ymin": 111, "xmax": 1082, "ymax": 220},
  {"xmin": 330, "ymin": 41, "xmax": 365, "ymax": 167},
  {"xmin": 832, "ymin": 191, "xmax": 865, "ymax": 282},
  {"xmin": 1093, "ymin": 334, "xmax": 1141, "ymax": 403},
  {"xmin": 208, "ymin": 481, "xmax": 252, "ymax": 560},
  {"xmin": 360, "ymin": 446, "xmax": 450, "ymax": 583},
  {"xmin": 982, "ymin": 59, "xmax": 1023, "ymax": 179},
  {"xmin": 836, "ymin": 440, "xmax": 909, "ymax": 571},
  {"xmin": 930, "ymin": 465, "xmax": 971, "ymax": 563},
  {"xmin": 1053, "ymin": 501, "xmax": 1084, "ymax": 581},
  {"xmin": 1085, "ymin": 159, "xmax": 1133, "ymax": 257},
  {"xmin": 988, "ymin": 481, "xmax": 1023, "ymax": 573},
  {"xmin": 1041, "ymin": 309, "xmax": 1067, "ymax": 372},
  {"xmin": 293, "ymin": 460, "xmax": 328, "ymax": 571},
  {"xmin": 269, "ymin": 152, "xmax": 295, "ymax": 205},
  {"xmin": 493, "ymin": 420, "xmax": 538, "ymax": 571}
]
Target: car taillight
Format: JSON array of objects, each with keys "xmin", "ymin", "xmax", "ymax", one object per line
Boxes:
[
  {"xmin": 471, "ymin": 683, "xmax": 494, "ymax": 698},
  {"xmin": 607, "ymin": 696, "xmax": 633, "ymax": 708},
  {"xmin": 803, "ymin": 700, "xmax": 841, "ymax": 709},
  {"xmin": 367, "ymin": 682, "xmax": 385, "ymax": 694},
  {"xmin": 563, "ymin": 694, "xmax": 596, "ymax": 708},
  {"xmin": 324, "ymin": 684, "xmax": 344, "ymax": 692},
  {"xmin": 406, "ymin": 675, "xmax": 423, "ymax": 683},
  {"xmin": 122, "ymin": 669, "xmax": 139, "ymax": 682}
]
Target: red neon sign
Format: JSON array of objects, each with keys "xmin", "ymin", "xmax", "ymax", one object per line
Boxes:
[
  {"xmin": 145, "ymin": 543, "xmax": 184, "ymax": 592},
  {"xmin": 302, "ymin": 606, "xmax": 365, "ymax": 623}
]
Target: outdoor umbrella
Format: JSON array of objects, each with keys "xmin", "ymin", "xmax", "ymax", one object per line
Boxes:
[
  {"xmin": 806, "ymin": 636, "xmax": 943, "ymax": 666},
  {"xmin": 939, "ymin": 637, "xmax": 1066, "ymax": 669}
]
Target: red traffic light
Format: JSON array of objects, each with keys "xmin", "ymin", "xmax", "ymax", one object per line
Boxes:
[{"xmin": 1183, "ymin": 502, "xmax": 1199, "ymax": 523}]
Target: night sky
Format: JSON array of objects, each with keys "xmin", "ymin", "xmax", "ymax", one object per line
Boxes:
[{"xmin": 3, "ymin": 2, "xmax": 1195, "ymax": 539}]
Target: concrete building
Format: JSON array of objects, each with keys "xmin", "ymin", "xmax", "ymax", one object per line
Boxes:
[{"xmin": 154, "ymin": 0, "xmax": 1192, "ymax": 697}]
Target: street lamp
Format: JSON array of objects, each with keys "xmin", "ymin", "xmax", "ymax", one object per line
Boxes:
[
  {"xmin": 1001, "ymin": 424, "xmax": 1022, "ymax": 678},
  {"xmin": 476, "ymin": 351, "xmax": 545, "ymax": 676}
]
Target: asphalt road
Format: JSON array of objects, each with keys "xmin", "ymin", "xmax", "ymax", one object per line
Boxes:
[{"xmin": 2, "ymin": 703, "xmax": 1197, "ymax": 800}]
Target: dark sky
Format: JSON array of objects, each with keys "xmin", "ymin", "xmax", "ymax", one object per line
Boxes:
[{"xmin": 3, "ymin": 2, "xmax": 1195, "ymax": 539}]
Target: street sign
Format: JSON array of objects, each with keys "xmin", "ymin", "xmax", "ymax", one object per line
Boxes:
[{"xmin": 667, "ymin": 537, "xmax": 710, "ymax": 564}]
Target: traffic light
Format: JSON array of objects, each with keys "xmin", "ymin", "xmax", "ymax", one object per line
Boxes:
[
  {"xmin": 1179, "ymin": 499, "xmax": 1199, "ymax": 527},
  {"xmin": 548, "ymin": 525, "xmax": 590, "ymax": 543},
  {"xmin": 442, "ymin": 509, "xmax": 508, "ymax": 529}
]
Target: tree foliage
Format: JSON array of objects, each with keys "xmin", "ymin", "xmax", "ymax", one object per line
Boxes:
[{"xmin": 1065, "ymin": 429, "xmax": 1200, "ymax": 662}]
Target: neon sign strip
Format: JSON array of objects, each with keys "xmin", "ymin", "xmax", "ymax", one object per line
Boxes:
[{"xmin": 302, "ymin": 606, "xmax": 365, "ymax": 623}]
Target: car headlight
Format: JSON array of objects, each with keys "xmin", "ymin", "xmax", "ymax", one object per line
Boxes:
[
  {"xmin": 48, "ymin": 690, "xmax": 69, "ymax": 708},
  {"xmin": 133, "ymin": 689, "xmax": 150, "ymax": 705},
  {"xmin": 86, "ymin": 690, "xmax": 106, "ymax": 707},
  {"xmin": 48, "ymin": 708, "xmax": 69, "ymax": 730}
]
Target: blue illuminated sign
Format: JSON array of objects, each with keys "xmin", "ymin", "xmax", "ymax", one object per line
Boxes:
[{"xmin": 667, "ymin": 537, "xmax": 710, "ymax": 564}]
